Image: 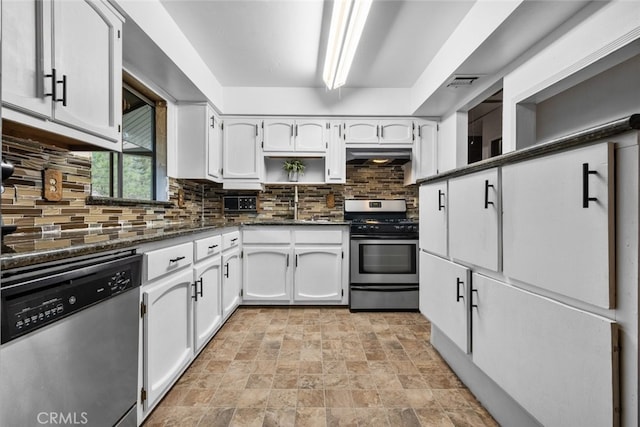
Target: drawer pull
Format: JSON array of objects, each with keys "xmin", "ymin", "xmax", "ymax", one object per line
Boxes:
[
  {"xmin": 208, "ymin": 244, "xmax": 219, "ymax": 249},
  {"xmin": 484, "ymin": 180, "xmax": 495, "ymax": 209},
  {"xmin": 456, "ymin": 278, "xmax": 463, "ymax": 302},
  {"xmin": 230, "ymin": 238, "xmax": 238, "ymax": 244},
  {"xmin": 169, "ymin": 256, "xmax": 186, "ymax": 263},
  {"xmin": 582, "ymin": 163, "xmax": 598, "ymax": 208}
]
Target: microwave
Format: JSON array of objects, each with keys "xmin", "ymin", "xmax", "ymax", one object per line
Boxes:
[{"xmin": 223, "ymin": 195, "xmax": 257, "ymax": 213}]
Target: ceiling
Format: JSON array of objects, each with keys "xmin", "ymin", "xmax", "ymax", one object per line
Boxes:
[{"xmin": 122, "ymin": 0, "xmax": 595, "ymax": 116}]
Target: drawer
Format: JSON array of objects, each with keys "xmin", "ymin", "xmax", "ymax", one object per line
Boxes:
[
  {"xmin": 145, "ymin": 242, "xmax": 193, "ymax": 282},
  {"xmin": 222, "ymin": 230, "xmax": 241, "ymax": 250},
  {"xmin": 242, "ymin": 228, "xmax": 290, "ymax": 244},
  {"xmin": 294, "ymin": 229, "xmax": 343, "ymax": 244},
  {"xmin": 194, "ymin": 234, "xmax": 222, "ymax": 262}
]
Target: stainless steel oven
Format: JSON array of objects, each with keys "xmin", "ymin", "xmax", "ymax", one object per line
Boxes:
[{"xmin": 345, "ymin": 199, "xmax": 419, "ymax": 311}]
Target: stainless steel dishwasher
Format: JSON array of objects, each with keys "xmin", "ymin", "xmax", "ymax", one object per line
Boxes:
[{"xmin": 1, "ymin": 250, "xmax": 142, "ymax": 427}]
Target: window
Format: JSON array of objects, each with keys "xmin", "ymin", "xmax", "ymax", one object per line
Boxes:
[{"xmin": 91, "ymin": 85, "xmax": 157, "ymax": 200}]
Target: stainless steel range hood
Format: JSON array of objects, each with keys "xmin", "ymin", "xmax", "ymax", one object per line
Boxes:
[{"xmin": 345, "ymin": 148, "xmax": 411, "ymax": 165}]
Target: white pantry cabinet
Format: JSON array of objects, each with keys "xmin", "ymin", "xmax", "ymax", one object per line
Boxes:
[
  {"xmin": 141, "ymin": 268, "xmax": 194, "ymax": 411},
  {"xmin": 263, "ymin": 119, "xmax": 327, "ymax": 153},
  {"xmin": 471, "ymin": 274, "xmax": 619, "ymax": 427},
  {"xmin": 326, "ymin": 121, "xmax": 346, "ymax": 183},
  {"xmin": 502, "ymin": 142, "xmax": 614, "ymax": 308},
  {"xmin": 419, "ymin": 252, "xmax": 470, "ymax": 353},
  {"xmin": 222, "ymin": 118, "xmax": 263, "ymax": 188},
  {"xmin": 2, "ymin": 0, "xmax": 123, "ymax": 150},
  {"xmin": 175, "ymin": 103, "xmax": 222, "ymax": 182},
  {"xmin": 419, "ymin": 181, "xmax": 448, "ymax": 257},
  {"xmin": 344, "ymin": 119, "xmax": 414, "ymax": 146},
  {"xmin": 448, "ymin": 168, "xmax": 500, "ymax": 271}
]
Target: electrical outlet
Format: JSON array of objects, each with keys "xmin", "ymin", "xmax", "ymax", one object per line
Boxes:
[{"xmin": 43, "ymin": 168, "xmax": 63, "ymax": 201}]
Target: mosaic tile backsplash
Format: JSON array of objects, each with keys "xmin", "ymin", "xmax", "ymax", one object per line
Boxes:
[{"xmin": 1, "ymin": 135, "xmax": 417, "ymax": 248}]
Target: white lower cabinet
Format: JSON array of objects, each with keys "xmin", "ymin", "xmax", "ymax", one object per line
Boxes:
[
  {"xmin": 419, "ymin": 182, "xmax": 448, "ymax": 257},
  {"xmin": 242, "ymin": 226, "xmax": 348, "ymax": 304},
  {"xmin": 193, "ymin": 257, "xmax": 223, "ymax": 353},
  {"xmin": 293, "ymin": 247, "xmax": 343, "ymax": 301},
  {"xmin": 471, "ymin": 274, "xmax": 619, "ymax": 427},
  {"xmin": 142, "ymin": 268, "xmax": 194, "ymax": 411},
  {"xmin": 222, "ymin": 247, "xmax": 241, "ymax": 319},
  {"xmin": 242, "ymin": 246, "xmax": 291, "ymax": 301},
  {"xmin": 419, "ymin": 251, "xmax": 470, "ymax": 353}
]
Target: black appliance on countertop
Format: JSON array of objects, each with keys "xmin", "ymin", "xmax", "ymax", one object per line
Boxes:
[{"xmin": 345, "ymin": 199, "xmax": 419, "ymax": 311}]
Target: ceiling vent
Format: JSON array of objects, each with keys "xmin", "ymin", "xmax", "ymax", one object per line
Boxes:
[{"xmin": 447, "ymin": 76, "xmax": 479, "ymax": 88}]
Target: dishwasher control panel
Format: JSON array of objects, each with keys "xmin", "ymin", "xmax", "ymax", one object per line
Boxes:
[{"xmin": 1, "ymin": 254, "xmax": 142, "ymax": 344}]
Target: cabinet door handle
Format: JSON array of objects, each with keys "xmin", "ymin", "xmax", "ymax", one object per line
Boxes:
[
  {"xmin": 169, "ymin": 256, "xmax": 185, "ymax": 263},
  {"xmin": 210, "ymin": 116, "xmax": 215, "ymax": 128},
  {"xmin": 224, "ymin": 262, "xmax": 229, "ymax": 278},
  {"xmin": 191, "ymin": 278, "xmax": 203, "ymax": 301},
  {"xmin": 286, "ymin": 253, "xmax": 290, "ymax": 267},
  {"xmin": 291, "ymin": 124, "xmax": 294, "ymax": 137},
  {"xmin": 582, "ymin": 163, "xmax": 598, "ymax": 208},
  {"xmin": 380, "ymin": 125, "xmax": 384, "ymax": 139},
  {"xmin": 456, "ymin": 278, "xmax": 463, "ymax": 302},
  {"xmin": 255, "ymin": 124, "xmax": 258, "ymax": 136},
  {"xmin": 376, "ymin": 125, "xmax": 380, "ymax": 138},
  {"xmin": 44, "ymin": 68, "xmax": 57, "ymax": 101},
  {"xmin": 471, "ymin": 289, "xmax": 479, "ymax": 309},
  {"xmin": 295, "ymin": 124, "xmax": 298, "ymax": 137},
  {"xmin": 198, "ymin": 278, "xmax": 204, "ymax": 298},
  {"xmin": 438, "ymin": 189, "xmax": 445, "ymax": 211},
  {"xmin": 295, "ymin": 254, "xmax": 298, "ymax": 267},
  {"xmin": 57, "ymin": 74, "xmax": 67, "ymax": 106},
  {"xmin": 484, "ymin": 180, "xmax": 495, "ymax": 209}
]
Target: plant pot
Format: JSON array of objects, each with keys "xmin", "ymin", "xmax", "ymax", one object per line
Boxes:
[{"xmin": 288, "ymin": 171, "xmax": 299, "ymax": 182}]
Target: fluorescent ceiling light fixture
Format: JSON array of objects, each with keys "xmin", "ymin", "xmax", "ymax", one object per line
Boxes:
[{"xmin": 323, "ymin": 0, "xmax": 372, "ymax": 90}]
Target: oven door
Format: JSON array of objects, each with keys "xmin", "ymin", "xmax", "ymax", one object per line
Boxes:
[{"xmin": 350, "ymin": 238, "xmax": 419, "ymax": 284}]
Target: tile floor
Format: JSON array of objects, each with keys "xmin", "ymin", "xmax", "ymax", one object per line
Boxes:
[{"xmin": 143, "ymin": 307, "xmax": 497, "ymax": 427}]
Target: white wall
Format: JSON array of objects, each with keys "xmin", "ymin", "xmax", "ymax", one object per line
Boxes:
[{"xmin": 536, "ymin": 53, "xmax": 640, "ymax": 143}]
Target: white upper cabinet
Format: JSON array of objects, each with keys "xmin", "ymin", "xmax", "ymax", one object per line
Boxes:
[
  {"xmin": 263, "ymin": 119, "xmax": 326, "ymax": 154},
  {"xmin": 345, "ymin": 119, "xmax": 414, "ymax": 146},
  {"xmin": 222, "ymin": 118, "xmax": 263, "ymax": 181},
  {"xmin": 419, "ymin": 182, "xmax": 448, "ymax": 257},
  {"xmin": 176, "ymin": 104, "xmax": 222, "ymax": 182},
  {"xmin": 502, "ymin": 142, "xmax": 614, "ymax": 308},
  {"xmin": 2, "ymin": 0, "xmax": 122, "ymax": 150},
  {"xmin": 413, "ymin": 120, "xmax": 438, "ymax": 180},
  {"xmin": 449, "ymin": 168, "xmax": 500, "ymax": 271},
  {"xmin": 326, "ymin": 121, "xmax": 346, "ymax": 183}
]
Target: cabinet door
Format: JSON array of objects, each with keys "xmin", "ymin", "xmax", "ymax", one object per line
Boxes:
[
  {"xmin": 143, "ymin": 269, "xmax": 194, "ymax": 410},
  {"xmin": 326, "ymin": 122, "xmax": 346, "ymax": 183},
  {"xmin": 263, "ymin": 119, "xmax": 294, "ymax": 152},
  {"xmin": 379, "ymin": 120, "xmax": 413, "ymax": 145},
  {"xmin": 222, "ymin": 248, "xmax": 241, "ymax": 318},
  {"xmin": 293, "ymin": 247, "xmax": 343, "ymax": 301},
  {"xmin": 2, "ymin": 0, "xmax": 52, "ymax": 118},
  {"xmin": 243, "ymin": 246, "xmax": 291, "ymax": 301},
  {"xmin": 207, "ymin": 111, "xmax": 222, "ymax": 181},
  {"xmin": 223, "ymin": 119, "xmax": 262, "ymax": 179},
  {"xmin": 295, "ymin": 120, "xmax": 326, "ymax": 152},
  {"xmin": 344, "ymin": 120, "xmax": 379, "ymax": 144},
  {"xmin": 52, "ymin": 0, "xmax": 122, "ymax": 142},
  {"xmin": 419, "ymin": 182, "xmax": 447, "ymax": 257},
  {"xmin": 472, "ymin": 274, "xmax": 619, "ymax": 427},
  {"xmin": 414, "ymin": 120, "xmax": 438, "ymax": 179},
  {"xmin": 194, "ymin": 257, "xmax": 223, "ymax": 353},
  {"xmin": 419, "ymin": 252, "xmax": 470, "ymax": 353},
  {"xmin": 449, "ymin": 168, "xmax": 500, "ymax": 271},
  {"xmin": 502, "ymin": 143, "xmax": 614, "ymax": 308}
]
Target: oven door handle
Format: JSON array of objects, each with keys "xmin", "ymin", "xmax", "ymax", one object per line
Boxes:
[{"xmin": 350, "ymin": 285, "xmax": 418, "ymax": 292}]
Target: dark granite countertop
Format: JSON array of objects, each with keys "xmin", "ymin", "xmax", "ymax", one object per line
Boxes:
[{"xmin": 0, "ymin": 220, "xmax": 351, "ymax": 270}]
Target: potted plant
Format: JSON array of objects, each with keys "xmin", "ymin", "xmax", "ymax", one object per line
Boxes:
[{"xmin": 283, "ymin": 159, "xmax": 305, "ymax": 182}]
